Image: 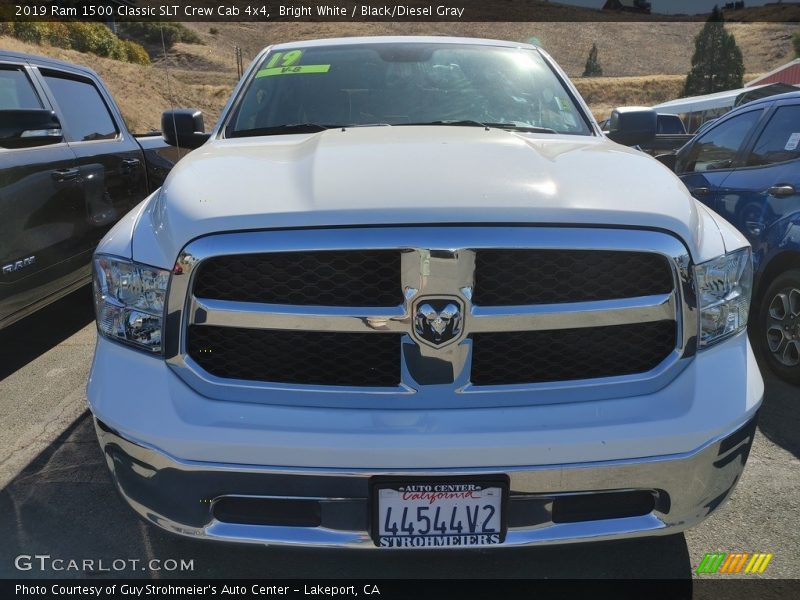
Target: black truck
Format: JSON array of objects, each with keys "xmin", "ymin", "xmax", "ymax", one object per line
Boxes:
[
  {"xmin": 600, "ymin": 112, "xmax": 694, "ymax": 156},
  {"xmin": 0, "ymin": 51, "xmax": 185, "ymax": 329}
]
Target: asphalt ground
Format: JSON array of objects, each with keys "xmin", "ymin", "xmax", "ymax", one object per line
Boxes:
[{"xmin": 0, "ymin": 285, "xmax": 798, "ymax": 587}]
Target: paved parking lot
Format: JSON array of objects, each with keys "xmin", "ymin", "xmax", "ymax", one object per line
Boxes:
[{"xmin": 1, "ymin": 286, "xmax": 798, "ymax": 583}]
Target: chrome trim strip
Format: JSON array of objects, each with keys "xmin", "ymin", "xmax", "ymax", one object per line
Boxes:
[
  {"xmin": 193, "ymin": 299, "xmax": 409, "ymax": 333},
  {"xmin": 164, "ymin": 227, "xmax": 696, "ymax": 408},
  {"xmin": 194, "ymin": 294, "xmax": 675, "ymax": 334},
  {"xmin": 469, "ymin": 293, "xmax": 676, "ymax": 333}
]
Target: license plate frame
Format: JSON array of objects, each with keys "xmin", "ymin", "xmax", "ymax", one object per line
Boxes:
[{"xmin": 369, "ymin": 475, "xmax": 509, "ymax": 548}]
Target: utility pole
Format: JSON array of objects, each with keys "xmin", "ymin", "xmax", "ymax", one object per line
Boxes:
[{"xmin": 235, "ymin": 46, "xmax": 243, "ymax": 79}]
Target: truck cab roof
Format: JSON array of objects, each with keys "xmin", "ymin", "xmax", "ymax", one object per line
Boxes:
[{"xmin": 0, "ymin": 49, "xmax": 100, "ymax": 79}]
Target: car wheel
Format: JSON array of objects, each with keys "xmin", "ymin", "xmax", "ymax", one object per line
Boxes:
[{"xmin": 757, "ymin": 268, "xmax": 800, "ymax": 385}]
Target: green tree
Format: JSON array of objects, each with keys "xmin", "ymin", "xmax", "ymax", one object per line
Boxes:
[
  {"xmin": 793, "ymin": 30, "xmax": 800, "ymax": 57},
  {"xmin": 583, "ymin": 43, "xmax": 603, "ymax": 77},
  {"xmin": 683, "ymin": 6, "xmax": 744, "ymax": 96}
]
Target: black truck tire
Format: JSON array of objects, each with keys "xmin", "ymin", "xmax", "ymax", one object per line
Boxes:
[{"xmin": 756, "ymin": 268, "xmax": 800, "ymax": 385}]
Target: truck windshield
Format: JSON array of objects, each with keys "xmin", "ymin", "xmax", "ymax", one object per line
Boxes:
[{"xmin": 227, "ymin": 43, "xmax": 592, "ymax": 137}]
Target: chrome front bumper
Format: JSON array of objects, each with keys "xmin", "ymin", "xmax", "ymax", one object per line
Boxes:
[{"xmin": 95, "ymin": 413, "xmax": 758, "ymax": 548}]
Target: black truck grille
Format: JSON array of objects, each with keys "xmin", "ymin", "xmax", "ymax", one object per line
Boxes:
[
  {"xmin": 187, "ymin": 326, "xmax": 402, "ymax": 387},
  {"xmin": 473, "ymin": 250, "xmax": 673, "ymax": 306},
  {"xmin": 192, "ymin": 250, "xmax": 402, "ymax": 307},
  {"xmin": 470, "ymin": 321, "xmax": 677, "ymax": 386}
]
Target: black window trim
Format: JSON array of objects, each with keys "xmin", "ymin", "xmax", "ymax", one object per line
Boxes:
[
  {"xmin": 0, "ymin": 61, "xmax": 44, "ymax": 110},
  {"xmin": 0, "ymin": 60, "xmax": 73, "ymax": 153},
  {"xmin": 34, "ymin": 66, "xmax": 123, "ymax": 145},
  {"xmin": 678, "ymin": 106, "xmax": 768, "ymax": 175},
  {"xmin": 735, "ymin": 98, "xmax": 800, "ymax": 171}
]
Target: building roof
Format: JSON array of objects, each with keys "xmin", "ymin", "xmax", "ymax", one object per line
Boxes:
[
  {"xmin": 736, "ymin": 83, "xmax": 798, "ymax": 105},
  {"xmin": 652, "ymin": 85, "xmax": 768, "ymax": 114},
  {"xmin": 746, "ymin": 59, "xmax": 800, "ymax": 87},
  {"xmin": 602, "ymin": 0, "xmax": 651, "ymax": 11},
  {"xmin": 652, "ymin": 82, "xmax": 798, "ymax": 115}
]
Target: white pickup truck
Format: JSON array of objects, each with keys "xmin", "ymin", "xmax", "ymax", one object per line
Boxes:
[{"xmin": 88, "ymin": 37, "xmax": 763, "ymax": 549}]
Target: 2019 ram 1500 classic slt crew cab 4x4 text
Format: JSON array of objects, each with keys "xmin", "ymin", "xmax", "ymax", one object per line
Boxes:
[{"xmin": 88, "ymin": 37, "xmax": 763, "ymax": 549}]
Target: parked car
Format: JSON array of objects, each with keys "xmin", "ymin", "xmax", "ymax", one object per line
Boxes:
[
  {"xmin": 0, "ymin": 51, "xmax": 185, "ymax": 329},
  {"xmin": 666, "ymin": 91, "xmax": 800, "ymax": 384},
  {"xmin": 657, "ymin": 113, "xmax": 686, "ymax": 134},
  {"xmin": 600, "ymin": 112, "xmax": 694, "ymax": 155},
  {"xmin": 88, "ymin": 37, "xmax": 762, "ymax": 549}
]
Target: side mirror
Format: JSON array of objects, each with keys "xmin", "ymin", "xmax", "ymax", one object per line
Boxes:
[
  {"xmin": 162, "ymin": 109, "xmax": 209, "ymax": 149},
  {"xmin": 655, "ymin": 153, "xmax": 677, "ymax": 172},
  {"xmin": 606, "ymin": 107, "xmax": 657, "ymax": 147},
  {"xmin": 0, "ymin": 109, "xmax": 63, "ymax": 149}
]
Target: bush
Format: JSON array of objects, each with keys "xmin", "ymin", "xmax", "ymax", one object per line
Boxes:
[
  {"xmin": 209, "ymin": 27, "xmax": 219, "ymax": 35},
  {"xmin": 121, "ymin": 40, "xmax": 150, "ymax": 65},
  {"xmin": 68, "ymin": 21, "xmax": 117, "ymax": 55},
  {"xmin": 117, "ymin": 22, "xmax": 202, "ymax": 49},
  {"xmin": 583, "ymin": 43, "xmax": 603, "ymax": 77},
  {"xmin": 1, "ymin": 21, "xmax": 150, "ymax": 66},
  {"xmin": 46, "ymin": 22, "xmax": 72, "ymax": 49},
  {"xmin": 177, "ymin": 25, "xmax": 202, "ymax": 45},
  {"xmin": 12, "ymin": 21, "xmax": 50, "ymax": 44},
  {"xmin": 93, "ymin": 27, "xmax": 121, "ymax": 57}
]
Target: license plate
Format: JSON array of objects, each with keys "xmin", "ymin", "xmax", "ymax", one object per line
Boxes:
[{"xmin": 371, "ymin": 477, "xmax": 508, "ymax": 548}]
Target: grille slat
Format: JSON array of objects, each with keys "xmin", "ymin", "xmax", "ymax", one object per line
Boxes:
[
  {"xmin": 470, "ymin": 321, "xmax": 676, "ymax": 386},
  {"xmin": 473, "ymin": 250, "xmax": 673, "ymax": 306},
  {"xmin": 187, "ymin": 326, "xmax": 402, "ymax": 387},
  {"xmin": 193, "ymin": 250, "xmax": 401, "ymax": 307}
]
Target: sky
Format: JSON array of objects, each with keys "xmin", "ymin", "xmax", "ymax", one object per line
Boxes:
[{"xmin": 554, "ymin": 0, "xmax": 778, "ymax": 15}]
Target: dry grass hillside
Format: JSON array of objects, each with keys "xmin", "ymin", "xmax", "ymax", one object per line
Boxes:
[
  {"xmin": 574, "ymin": 75, "xmax": 687, "ymax": 120},
  {"xmin": 2, "ymin": 21, "xmax": 795, "ymax": 130},
  {"xmin": 179, "ymin": 21, "xmax": 795, "ymax": 78}
]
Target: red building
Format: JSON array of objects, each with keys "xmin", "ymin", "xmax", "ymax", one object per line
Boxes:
[{"xmin": 746, "ymin": 59, "xmax": 800, "ymax": 88}]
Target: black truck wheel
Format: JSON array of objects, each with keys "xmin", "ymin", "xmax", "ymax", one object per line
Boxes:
[{"xmin": 757, "ymin": 268, "xmax": 800, "ymax": 385}]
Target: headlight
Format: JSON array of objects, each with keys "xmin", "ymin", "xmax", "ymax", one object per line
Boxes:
[
  {"xmin": 93, "ymin": 254, "xmax": 170, "ymax": 353},
  {"xmin": 694, "ymin": 247, "xmax": 753, "ymax": 348}
]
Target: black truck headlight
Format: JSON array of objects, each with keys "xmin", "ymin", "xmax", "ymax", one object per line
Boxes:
[
  {"xmin": 694, "ymin": 248, "xmax": 753, "ymax": 348},
  {"xmin": 93, "ymin": 254, "xmax": 169, "ymax": 353}
]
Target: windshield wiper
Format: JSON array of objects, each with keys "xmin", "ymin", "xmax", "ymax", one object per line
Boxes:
[
  {"xmin": 399, "ymin": 120, "xmax": 492, "ymax": 130},
  {"xmin": 486, "ymin": 123, "xmax": 558, "ymax": 134},
  {"xmin": 397, "ymin": 120, "xmax": 557, "ymax": 134},
  {"xmin": 229, "ymin": 123, "xmax": 331, "ymax": 138}
]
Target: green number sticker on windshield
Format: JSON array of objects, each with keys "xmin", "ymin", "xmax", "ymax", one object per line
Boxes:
[
  {"xmin": 257, "ymin": 50, "xmax": 330, "ymax": 77},
  {"xmin": 265, "ymin": 50, "xmax": 304, "ymax": 68},
  {"xmin": 256, "ymin": 65, "xmax": 331, "ymax": 77}
]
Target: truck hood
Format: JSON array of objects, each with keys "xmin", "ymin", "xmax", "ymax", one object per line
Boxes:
[{"xmin": 134, "ymin": 126, "xmax": 722, "ymax": 267}]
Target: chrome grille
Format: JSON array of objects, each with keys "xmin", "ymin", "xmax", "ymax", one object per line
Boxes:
[{"xmin": 165, "ymin": 227, "xmax": 695, "ymax": 409}]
